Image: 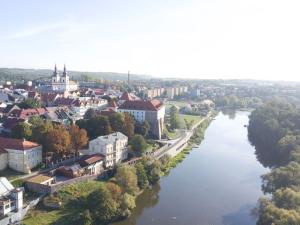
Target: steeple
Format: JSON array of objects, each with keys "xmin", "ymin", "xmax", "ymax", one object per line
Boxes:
[
  {"xmin": 52, "ymin": 64, "xmax": 58, "ymax": 77},
  {"xmin": 62, "ymin": 64, "xmax": 68, "ymax": 77}
]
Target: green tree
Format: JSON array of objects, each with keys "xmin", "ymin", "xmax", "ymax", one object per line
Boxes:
[
  {"xmin": 18, "ymin": 98, "xmax": 41, "ymax": 109},
  {"xmin": 169, "ymin": 105, "xmax": 181, "ymax": 130},
  {"xmin": 120, "ymin": 193, "xmax": 136, "ymax": 217},
  {"xmin": 11, "ymin": 122, "xmax": 32, "ymax": 139},
  {"xmin": 130, "ymin": 135, "xmax": 148, "ymax": 156},
  {"xmin": 75, "ymin": 209, "xmax": 93, "ymax": 225},
  {"xmin": 122, "ymin": 113, "xmax": 135, "ymax": 139},
  {"xmin": 134, "ymin": 121, "xmax": 150, "ymax": 137},
  {"xmin": 146, "ymin": 160, "xmax": 161, "ymax": 185},
  {"xmin": 135, "ymin": 162, "xmax": 149, "ymax": 189},
  {"xmin": 84, "ymin": 108, "xmax": 98, "ymax": 119},
  {"xmin": 115, "ymin": 166, "xmax": 139, "ymax": 195},
  {"xmin": 109, "ymin": 113, "xmax": 125, "ymax": 132},
  {"xmin": 69, "ymin": 125, "xmax": 88, "ymax": 155},
  {"xmin": 87, "ymin": 184, "xmax": 118, "ymax": 223}
]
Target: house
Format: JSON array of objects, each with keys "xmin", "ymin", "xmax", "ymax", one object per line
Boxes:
[
  {"xmin": 25, "ymin": 174, "xmax": 56, "ymax": 194},
  {"xmin": 118, "ymin": 99, "xmax": 165, "ymax": 139},
  {"xmin": 118, "ymin": 91, "xmax": 140, "ymax": 105},
  {"xmin": 86, "ymin": 132, "xmax": 128, "ymax": 168},
  {"xmin": 0, "ymin": 177, "xmax": 23, "ymax": 216},
  {"xmin": 79, "ymin": 154, "xmax": 104, "ymax": 176},
  {"xmin": 0, "ymin": 137, "xmax": 42, "ymax": 173},
  {"xmin": 57, "ymin": 164, "xmax": 83, "ymax": 178}
]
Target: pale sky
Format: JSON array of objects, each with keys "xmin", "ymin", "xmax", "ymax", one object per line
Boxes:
[{"xmin": 1, "ymin": 0, "xmax": 300, "ymax": 81}]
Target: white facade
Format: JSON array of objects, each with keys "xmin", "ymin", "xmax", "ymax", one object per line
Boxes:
[
  {"xmin": 51, "ymin": 65, "xmax": 78, "ymax": 92},
  {"xmin": 6, "ymin": 146, "xmax": 42, "ymax": 173},
  {"xmin": 118, "ymin": 109, "xmax": 146, "ymax": 122},
  {"xmin": 88, "ymin": 132, "xmax": 128, "ymax": 167},
  {"xmin": 0, "ymin": 177, "xmax": 23, "ymax": 216}
]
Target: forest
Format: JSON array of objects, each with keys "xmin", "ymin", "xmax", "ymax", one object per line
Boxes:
[{"xmin": 248, "ymin": 99, "xmax": 300, "ymax": 224}]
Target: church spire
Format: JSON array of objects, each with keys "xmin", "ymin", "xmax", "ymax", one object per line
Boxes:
[
  {"xmin": 53, "ymin": 64, "xmax": 58, "ymax": 77},
  {"xmin": 63, "ymin": 64, "xmax": 68, "ymax": 77}
]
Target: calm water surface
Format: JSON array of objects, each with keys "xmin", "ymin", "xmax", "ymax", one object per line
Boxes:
[{"xmin": 111, "ymin": 111, "xmax": 268, "ymax": 225}]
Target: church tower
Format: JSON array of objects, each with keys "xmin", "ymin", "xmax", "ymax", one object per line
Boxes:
[
  {"xmin": 62, "ymin": 64, "xmax": 69, "ymax": 83},
  {"xmin": 52, "ymin": 64, "xmax": 60, "ymax": 83}
]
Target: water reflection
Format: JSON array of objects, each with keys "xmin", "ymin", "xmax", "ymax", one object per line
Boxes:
[
  {"xmin": 221, "ymin": 108, "xmax": 237, "ymax": 120},
  {"xmin": 112, "ymin": 184, "xmax": 160, "ymax": 225},
  {"xmin": 111, "ymin": 111, "xmax": 268, "ymax": 225}
]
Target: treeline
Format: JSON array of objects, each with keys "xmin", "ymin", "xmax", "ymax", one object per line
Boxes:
[
  {"xmin": 248, "ymin": 100, "xmax": 300, "ymax": 224},
  {"xmin": 215, "ymin": 95, "xmax": 263, "ymax": 109}
]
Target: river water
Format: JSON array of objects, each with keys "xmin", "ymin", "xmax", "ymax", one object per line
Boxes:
[{"xmin": 111, "ymin": 111, "xmax": 268, "ymax": 225}]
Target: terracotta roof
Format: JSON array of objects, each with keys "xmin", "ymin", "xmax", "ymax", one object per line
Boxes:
[
  {"xmin": 119, "ymin": 100, "xmax": 164, "ymax": 111},
  {"xmin": 41, "ymin": 93, "xmax": 60, "ymax": 103},
  {"xmin": 8, "ymin": 108, "xmax": 48, "ymax": 119},
  {"xmin": 120, "ymin": 92, "xmax": 140, "ymax": 101},
  {"xmin": 0, "ymin": 137, "xmax": 40, "ymax": 151},
  {"xmin": 80, "ymin": 154, "xmax": 104, "ymax": 166}
]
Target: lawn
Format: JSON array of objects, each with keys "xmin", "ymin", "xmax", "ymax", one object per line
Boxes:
[
  {"xmin": 0, "ymin": 168, "xmax": 24, "ymax": 181},
  {"xmin": 181, "ymin": 114, "xmax": 202, "ymax": 127},
  {"xmin": 22, "ymin": 180, "xmax": 104, "ymax": 225},
  {"xmin": 166, "ymin": 101, "xmax": 189, "ymax": 110}
]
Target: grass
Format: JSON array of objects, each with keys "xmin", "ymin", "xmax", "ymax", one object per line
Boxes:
[
  {"xmin": 0, "ymin": 168, "xmax": 24, "ymax": 181},
  {"xmin": 22, "ymin": 180, "xmax": 104, "ymax": 225},
  {"xmin": 181, "ymin": 114, "xmax": 202, "ymax": 127}
]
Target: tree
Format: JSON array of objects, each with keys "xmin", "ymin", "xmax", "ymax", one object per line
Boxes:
[
  {"xmin": 115, "ymin": 166, "xmax": 139, "ymax": 195},
  {"xmin": 31, "ymin": 121, "xmax": 53, "ymax": 151},
  {"xmin": 261, "ymin": 162, "xmax": 300, "ymax": 194},
  {"xmin": 18, "ymin": 98, "xmax": 41, "ymax": 109},
  {"xmin": 84, "ymin": 108, "xmax": 98, "ymax": 119},
  {"xmin": 120, "ymin": 193, "xmax": 136, "ymax": 217},
  {"xmin": 146, "ymin": 160, "xmax": 161, "ymax": 185},
  {"xmin": 28, "ymin": 116, "xmax": 44, "ymax": 127},
  {"xmin": 135, "ymin": 162, "xmax": 149, "ymax": 189},
  {"xmin": 77, "ymin": 116, "xmax": 112, "ymax": 139},
  {"xmin": 11, "ymin": 122, "xmax": 32, "ymax": 139},
  {"xmin": 129, "ymin": 135, "xmax": 148, "ymax": 156},
  {"xmin": 69, "ymin": 125, "xmax": 88, "ymax": 155},
  {"xmin": 109, "ymin": 113, "xmax": 124, "ymax": 132},
  {"xmin": 134, "ymin": 121, "xmax": 150, "ymax": 137},
  {"xmin": 122, "ymin": 113, "xmax": 135, "ymax": 139},
  {"xmin": 106, "ymin": 182, "xmax": 122, "ymax": 202},
  {"xmin": 45, "ymin": 124, "xmax": 71, "ymax": 156},
  {"xmin": 87, "ymin": 184, "xmax": 118, "ymax": 223},
  {"xmin": 75, "ymin": 209, "xmax": 93, "ymax": 225},
  {"xmin": 169, "ymin": 106, "xmax": 181, "ymax": 130}
]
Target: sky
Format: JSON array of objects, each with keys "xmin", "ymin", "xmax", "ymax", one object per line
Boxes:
[{"xmin": 1, "ymin": 0, "xmax": 300, "ymax": 81}]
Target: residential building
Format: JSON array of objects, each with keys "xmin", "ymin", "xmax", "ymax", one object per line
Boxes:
[
  {"xmin": 87, "ymin": 132, "xmax": 128, "ymax": 167},
  {"xmin": 118, "ymin": 100, "xmax": 165, "ymax": 139},
  {"xmin": 0, "ymin": 177, "xmax": 23, "ymax": 216},
  {"xmin": 0, "ymin": 137, "xmax": 42, "ymax": 173}
]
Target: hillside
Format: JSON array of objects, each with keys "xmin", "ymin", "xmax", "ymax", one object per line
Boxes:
[{"xmin": 0, "ymin": 68, "xmax": 151, "ymax": 83}]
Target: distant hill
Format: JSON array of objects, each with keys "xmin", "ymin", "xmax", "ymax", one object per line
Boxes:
[{"xmin": 0, "ymin": 68, "xmax": 151, "ymax": 83}]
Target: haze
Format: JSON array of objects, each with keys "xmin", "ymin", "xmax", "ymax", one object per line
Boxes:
[{"xmin": 1, "ymin": 0, "xmax": 299, "ymax": 81}]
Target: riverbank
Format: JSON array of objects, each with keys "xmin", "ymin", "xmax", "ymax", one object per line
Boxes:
[
  {"xmin": 161, "ymin": 116, "xmax": 214, "ymax": 176},
  {"xmin": 22, "ymin": 113, "xmax": 215, "ymax": 225}
]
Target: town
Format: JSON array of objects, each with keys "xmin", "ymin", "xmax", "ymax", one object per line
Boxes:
[{"xmin": 0, "ymin": 65, "xmax": 218, "ymax": 224}]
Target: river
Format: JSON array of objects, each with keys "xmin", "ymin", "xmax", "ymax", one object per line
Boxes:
[{"xmin": 111, "ymin": 111, "xmax": 268, "ymax": 225}]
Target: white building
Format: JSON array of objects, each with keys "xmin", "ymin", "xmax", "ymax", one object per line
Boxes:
[
  {"xmin": 51, "ymin": 65, "xmax": 78, "ymax": 92},
  {"xmin": 0, "ymin": 177, "xmax": 23, "ymax": 216},
  {"xmin": 118, "ymin": 100, "xmax": 165, "ymax": 139},
  {"xmin": 87, "ymin": 132, "xmax": 128, "ymax": 168},
  {"xmin": 0, "ymin": 137, "xmax": 42, "ymax": 173}
]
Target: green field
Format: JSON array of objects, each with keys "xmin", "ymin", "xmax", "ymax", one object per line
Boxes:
[
  {"xmin": 22, "ymin": 181, "xmax": 104, "ymax": 225},
  {"xmin": 181, "ymin": 114, "xmax": 202, "ymax": 127}
]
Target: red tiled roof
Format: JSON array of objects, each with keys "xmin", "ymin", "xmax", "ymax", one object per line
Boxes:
[
  {"xmin": 120, "ymin": 92, "xmax": 133, "ymax": 101},
  {"xmin": 119, "ymin": 100, "xmax": 164, "ymax": 111},
  {"xmin": 0, "ymin": 137, "xmax": 40, "ymax": 152},
  {"xmin": 80, "ymin": 154, "xmax": 104, "ymax": 166},
  {"xmin": 41, "ymin": 93, "xmax": 60, "ymax": 103},
  {"xmin": 8, "ymin": 108, "xmax": 48, "ymax": 119}
]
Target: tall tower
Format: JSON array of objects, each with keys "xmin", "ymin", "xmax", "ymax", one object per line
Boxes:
[
  {"xmin": 52, "ymin": 64, "xmax": 60, "ymax": 83},
  {"xmin": 62, "ymin": 64, "xmax": 69, "ymax": 83}
]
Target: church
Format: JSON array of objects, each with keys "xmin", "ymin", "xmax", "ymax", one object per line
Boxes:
[{"xmin": 51, "ymin": 64, "xmax": 78, "ymax": 92}]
